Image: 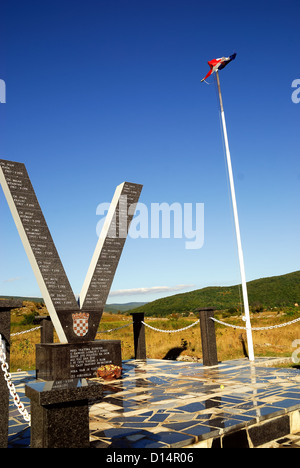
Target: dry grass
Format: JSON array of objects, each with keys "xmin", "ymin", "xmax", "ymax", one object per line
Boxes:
[
  {"xmin": 10, "ymin": 330, "xmax": 42, "ymax": 371},
  {"xmin": 9, "ymin": 310, "xmax": 300, "ymax": 371}
]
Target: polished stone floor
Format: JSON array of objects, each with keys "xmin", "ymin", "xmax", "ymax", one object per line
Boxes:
[{"xmin": 6, "ymin": 358, "xmax": 300, "ymax": 448}]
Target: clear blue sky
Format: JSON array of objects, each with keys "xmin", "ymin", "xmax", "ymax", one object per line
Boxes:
[{"xmin": 0, "ymin": 0, "xmax": 299, "ymax": 304}]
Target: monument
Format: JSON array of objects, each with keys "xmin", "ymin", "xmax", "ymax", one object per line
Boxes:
[{"xmin": 0, "ymin": 159, "xmax": 142, "ymax": 379}]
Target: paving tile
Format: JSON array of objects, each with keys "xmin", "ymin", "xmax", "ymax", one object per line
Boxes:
[
  {"xmin": 148, "ymin": 413, "xmax": 169, "ymax": 422},
  {"xmin": 131, "ymin": 438, "xmax": 168, "ymax": 448},
  {"xmin": 151, "ymin": 431, "xmax": 195, "ymax": 448},
  {"xmin": 175, "ymin": 401, "xmax": 206, "ymax": 412},
  {"xmin": 163, "ymin": 421, "xmax": 201, "ymax": 432},
  {"xmin": 208, "ymin": 416, "xmax": 248, "ymax": 432},
  {"xmin": 242, "ymin": 405, "xmax": 285, "ymax": 421},
  {"xmin": 180, "ymin": 423, "xmax": 221, "ymax": 440},
  {"xmin": 272, "ymin": 399, "xmax": 300, "ymax": 411}
]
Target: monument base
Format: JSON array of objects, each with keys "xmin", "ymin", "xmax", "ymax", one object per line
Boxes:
[
  {"xmin": 36, "ymin": 340, "xmax": 122, "ymax": 380},
  {"xmin": 25, "ymin": 378, "xmax": 103, "ymax": 448}
]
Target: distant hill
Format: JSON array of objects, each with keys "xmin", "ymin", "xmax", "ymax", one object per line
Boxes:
[
  {"xmin": 2, "ymin": 270, "xmax": 299, "ymax": 317},
  {"xmin": 0, "ymin": 296, "xmax": 146, "ymax": 314},
  {"xmin": 130, "ymin": 271, "xmax": 300, "ymax": 317},
  {"xmin": 104, "ymin": 302, "xmax": 148, "ymax": 313}
]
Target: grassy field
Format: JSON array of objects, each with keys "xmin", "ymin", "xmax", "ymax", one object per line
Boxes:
[{"xmin": 8, "ymin": 305, "xmax": 300, "ymax": 371}]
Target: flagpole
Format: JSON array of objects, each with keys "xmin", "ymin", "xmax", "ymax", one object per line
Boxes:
[{"xmin": 215, "ymin": 70, "xmax": 255, "ymax": 362}]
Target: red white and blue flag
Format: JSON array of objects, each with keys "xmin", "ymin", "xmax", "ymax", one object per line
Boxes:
[{"xmin": 201, "ymin": 53, "xmax": 236, "ymax": 82}]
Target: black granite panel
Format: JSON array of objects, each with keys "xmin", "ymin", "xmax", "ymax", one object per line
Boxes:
[
  {"xmin": 29, "ymin": 399, "xmax": 90, "ymax": 448},
  {"xmin": 248, "ymin": 415, "xmax": 290, "ymax": 447},
  {"xmin": 36, "ymin": 340, "xmax": 122, "ymax": 380}
]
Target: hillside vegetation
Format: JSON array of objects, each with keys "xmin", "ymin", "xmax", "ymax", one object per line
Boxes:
[
  {"xmin": 130, "ymin": 270, "xmax": 300, "ymax": 317},
  {"xmin": 104, "ymin": 302, "xmax": 147, "ymax": 313}
]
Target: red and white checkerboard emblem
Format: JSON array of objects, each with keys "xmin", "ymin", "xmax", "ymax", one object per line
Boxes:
[{"xmin": 72, "ymin": 312, "xmax": 89, "ymax": 337}]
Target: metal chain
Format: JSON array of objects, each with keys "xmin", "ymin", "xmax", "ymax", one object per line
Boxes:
[
  {"xmin": 0, "ymin": 334, "xmax": 31, "ymax": 424},
  {"xmin": 141, "ymin": 320, "xmax": 200, "ymax": 333},
  {"xmin": 211, "ymin": 316, "xmax": 300, "ymax": 331},
  {"xmin": 96, "ymin": 322, "xmax": 133, "ymax": 334},
  {"xmin": 11, "ymin": 325, "xmax": 41, "ymax": 337}
]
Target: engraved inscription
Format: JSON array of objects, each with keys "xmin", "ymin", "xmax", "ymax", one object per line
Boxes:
[
  {"xmin": 80, "ymin": 182, "xmax": 143, "ymax": 311},
  {"xmin": 70, "ymin": 346, "xmax": 112, "ymax": 378},
  {"xmin": 0, "ymin": 159, "xmax": 78, "ymax": 312},
  {"xmin": 0, "ymin": 159, "xmax": 142, "ymax": 344}
]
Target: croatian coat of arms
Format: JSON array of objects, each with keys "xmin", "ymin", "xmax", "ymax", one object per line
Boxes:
[{"xmin": 72, "ymin": 312, "xmax": 89, "ymax": 337}]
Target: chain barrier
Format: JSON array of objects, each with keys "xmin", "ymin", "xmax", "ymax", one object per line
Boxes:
[
  {"xmin": 96, "ymin": 322, "xmax": 133, "ymax": 334},
  {"xmin": 0, "ymin": 334, "xmax": 31, "ymax": 424},
  {"xmin": 11, "ymin": 325, "xmax": 41, "ymax": 337},
  {"xmin": 210, "ymin": 316, "xmax": 300, "ymax": 331},
  {"xmin": 141, "ymin": 320, "xmax": 200, "ymax": 333},
  {"xmin": 99, "ymin": 316, "xmax": 300, "ymax": 334}
]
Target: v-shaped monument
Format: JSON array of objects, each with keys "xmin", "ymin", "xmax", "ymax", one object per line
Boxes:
[{"xmin": 0, "ymin": 159, "xmax": 142, "ymax": 379}]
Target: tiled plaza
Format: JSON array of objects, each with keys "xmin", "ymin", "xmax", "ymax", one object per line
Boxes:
[{"xmin": 7, "ymin": 358, "xmax": 300, "ymax": 448}]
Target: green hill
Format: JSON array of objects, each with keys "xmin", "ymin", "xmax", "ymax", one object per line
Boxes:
[
  {"xmin": 130, "ymin": 270, "xmax": 300, "ymax": 317},
  {"xmin": 104, "ymin": 302, "xmax": 148, "ymax": 313}
]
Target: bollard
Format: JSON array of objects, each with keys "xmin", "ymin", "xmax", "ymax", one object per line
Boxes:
[
  {"xmin": 0, "ymin": 299, "xmax": 23, "ymax": 448},
  {"xmin": 34, "ymin": 316, "xmax": 54, "ymax": 343},
  {"xmin": 130, "ymin": 312, "xmax": 146, "ymax": 360},
  {"xmin": 196, "ymin": 307, "xmax": 218, "ymax": 366}
]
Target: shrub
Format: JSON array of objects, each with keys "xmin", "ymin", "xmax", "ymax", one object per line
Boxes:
[{"xmin": 21, "ymin": 311, "xmax": 37, "ymax": 325}]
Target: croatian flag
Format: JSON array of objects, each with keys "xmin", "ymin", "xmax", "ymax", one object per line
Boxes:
[{"xmin": 201, "ymin": 53, "xmax": 236, "ymax": 82}]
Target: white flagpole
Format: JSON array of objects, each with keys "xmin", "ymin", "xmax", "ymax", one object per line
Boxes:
[{"xmin": 215, "ymin": 70, "xmax": 255, "ymax": 361}]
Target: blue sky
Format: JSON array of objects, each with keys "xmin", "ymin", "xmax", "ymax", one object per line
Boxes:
[{"xmin": 0, "ymin": 0, "xmax": 299, "ymax": 304}]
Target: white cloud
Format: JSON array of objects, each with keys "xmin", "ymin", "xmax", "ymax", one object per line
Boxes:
[
  {"xmin": 3, "ymin": 277, "xmax": 22, "ymax": 283},
  {"xmin": 109, "ymin": 284, "xmax": 195, "ymax": 297}
]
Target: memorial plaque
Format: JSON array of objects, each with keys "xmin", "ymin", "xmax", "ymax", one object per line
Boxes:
[
  {"xmin": 0, "ymin": 159, "xmax": 142, "ymax": 346},
  {"xmin": 36, "ymin": 340, "xmax": 122, "ymax": 380}
]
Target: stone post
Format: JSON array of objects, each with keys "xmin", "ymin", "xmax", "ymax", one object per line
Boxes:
[
  {"xmin": 196, "ymin": 307, "xmax": 218, "ymax": 366},
  {"xmin": 34, "ymin": 316, "xmax": 54, "ymax": 344},
  {"xmin": 0, "ymin": 300, "xmax": 23, "ymax": 448},
  {"xmin": 130, "ymin": 312, "xmax": 146, "ymax": 360}
]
